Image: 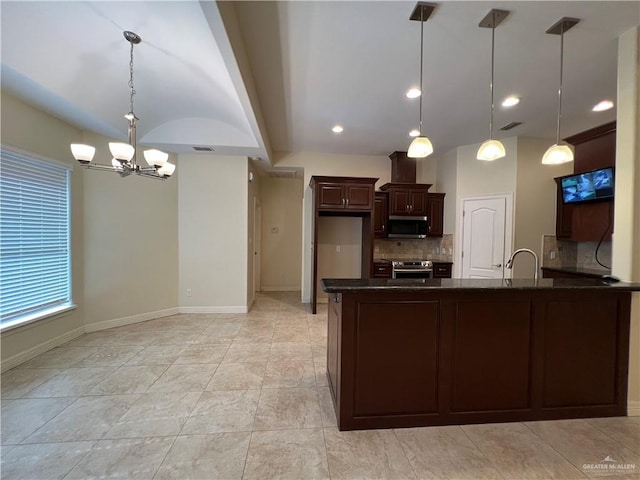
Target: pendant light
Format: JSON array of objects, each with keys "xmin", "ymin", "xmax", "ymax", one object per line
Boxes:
[
  {"xmin": 477, "ymin": 9, "xmax": 509, "ymax": 161},
  {"xmin": 407, "ymin": 2, "xmax": 437, "ymax": 159},
  {"xmin": 542, "ymin": 17, "xmax": 580, "ymax": 165}
]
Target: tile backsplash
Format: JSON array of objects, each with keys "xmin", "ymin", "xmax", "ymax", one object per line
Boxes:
[
  {"xmin": 374, "ymin": 234, "xmax": 454, "ymax": 262},
  {"xmin": 542, "ymin": 235, "xmax": 611, "ymax": 272}
]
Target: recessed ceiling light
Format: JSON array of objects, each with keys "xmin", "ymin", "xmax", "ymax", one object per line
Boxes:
[
  {"xmin": 409, "ymin": 129, "xmax": 420, "ymax": 137},
  {"xmin": 332, "ymin": 125, "xmax": 344, "ymax": 133},
  {"xmin": 501, "ymin": 96, "xmax": 520, "ymax": 107},
  {"xmin": 592, "ymin": 100, "xmax": 614, "ymax": 112},
  {"xmin": 406, "ymin": 88, "xmax": 421, "ymax": 99}
]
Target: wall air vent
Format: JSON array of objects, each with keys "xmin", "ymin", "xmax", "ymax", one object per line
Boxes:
[
  {"xmin": 192, "ymin": 146, "xmax": 214, "ymax": 151},
  {"xmin": 500, "ymin": 122, "xmax": 523, "ymax": 131}
]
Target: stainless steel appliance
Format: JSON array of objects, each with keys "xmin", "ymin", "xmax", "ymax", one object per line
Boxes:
[
  {"xmin": 388, "ymin": 260, "xmax": 433, "ymax": 279},
  {"xmin": 386, "ymin": 216, "xmax": 428, "ymax": 239}
]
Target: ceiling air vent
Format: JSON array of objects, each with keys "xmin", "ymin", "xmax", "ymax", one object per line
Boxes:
[
  {"xmin": 500, "ymin": 121, "xmax": 523, "ymax": 131},
  {"xmin": 266, "ymin": 169, "xmax": 299, "ymax": 179},
  {"xmin": 192, "ymin": 146, "xmax": 214, "ymax": 151}
]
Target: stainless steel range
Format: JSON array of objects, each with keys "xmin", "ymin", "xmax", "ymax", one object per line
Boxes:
[{"xmin": 386, "ymin": 260, "xmax": 433, "ymax": 279}]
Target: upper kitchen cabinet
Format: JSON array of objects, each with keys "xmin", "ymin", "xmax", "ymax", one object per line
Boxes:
[
  {"xmin": 555, "ymin": 122, "xmax": 615, "ymax": 241},
  {"xmin": 427, "ymin": 193, "xmax": 445, "ymax": 237},
  {"xmin": 380, "ymin": 183, "xmax": 431, "ymax": 216},
  {"xmin": 374, "ymin": 192, "xmax": 388, "ymax": 238},
  {"xmin": 311, "ymin": 176, "xmax": 376, "ymax": 212}
]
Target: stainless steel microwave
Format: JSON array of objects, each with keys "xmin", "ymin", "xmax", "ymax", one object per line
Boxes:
[{"xmin": 387, "ymin": 216, "xmax": 428, "ymax": 239}]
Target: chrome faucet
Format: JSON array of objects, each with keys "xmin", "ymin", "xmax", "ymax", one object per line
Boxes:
[{"xmin": 505, "ymin": 248, "xmax": 539, "ymax": 282}]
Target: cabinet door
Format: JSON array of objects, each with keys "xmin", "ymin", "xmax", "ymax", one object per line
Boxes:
[
  {"xmin": 410, "ymin": 189, "xmax": 428, "ymax": 216},
  {"xmin": 388, "ymin": 190, "xmax": 410, "ymax": 215},
  {"xmin": 344, "ymin": 184, "xmax": 374, "ymax": 210},
  {"xmin": 372, "ymin": 262, "xmax": 392, "ymax": 278},
  {"xmin": 427, "ymin": 193, "xmax": 445, "ymax": 236},
  {"xmin": 432, "ymin": 262, "xmax": 452, "ymax": 278},
  {"xmin": 317, "ymin": 183, "xmax": 345, "ymax": 210},
  {"xmin": 373, "ymin": 193, "xmax": 388, "ymax": 238},
  {"xmin": 554, "ymin": 179, "xmax": 572, "ymax": 238}
]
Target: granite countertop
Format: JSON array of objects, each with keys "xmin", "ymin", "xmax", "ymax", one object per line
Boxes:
[
  {"xmin": 322, "ymin": 277, "xmax": 640, "ymax": 293},
  {"xmin": 541, "ymin": 265, "xmax": 611, "ymax": 278}
]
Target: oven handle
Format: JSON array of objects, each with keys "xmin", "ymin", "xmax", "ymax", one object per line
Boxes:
[{"xmin": 393, "ymin": 268, "xmax": 433, "ymax": 273}]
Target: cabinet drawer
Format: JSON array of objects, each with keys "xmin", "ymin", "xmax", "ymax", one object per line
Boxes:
[
  {"xmin": 433, "ymin": 263, "xmax": 452, "ymax": 278},
  {"xmin": 373, "ymin": 263, "xmax": 392, "ymax": 278}
]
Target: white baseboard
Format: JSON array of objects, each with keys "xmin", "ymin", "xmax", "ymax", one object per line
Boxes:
[
  {"xmin": 85, "ymin": 307, "xmax": 180, "ymax": 333},
  {"xmin": 628, "ymin": 400, "xmax": 640, "ymax": 416},
  {"xmin": 179, "ymin": 306, "xmax": 248, "ymax": 314},
  {"xmin": 1, "ymin": 326, "xmax": 85, "ymax": 372},
  {"xmin": 260, "ymin": 286, "xmax": 301, "ymax": 292}
]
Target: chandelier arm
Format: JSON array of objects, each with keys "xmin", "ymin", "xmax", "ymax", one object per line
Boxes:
[{"xmin": 137, "ymin": 171, "xmax": 167, "ymax": 180}]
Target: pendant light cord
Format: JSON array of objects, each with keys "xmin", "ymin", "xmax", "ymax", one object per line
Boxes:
[
  {"xmin": 556, "ymin": 23, "xmax": 565, "ymax": 145},
  {"xmin": 418, "ymin": 7, "xmax": 424, "ymax": 135},
  {"xmin": 489, "ymin": 13, "xmax": 496, "ymax": 140}
]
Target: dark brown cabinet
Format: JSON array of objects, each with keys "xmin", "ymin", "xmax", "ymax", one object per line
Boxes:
[
  {"xmin": 555, "ymin": 122, "xmax": 615, "ymax": 241},
  {"xmin": 380, "ymin": 183, "xmax": 431, "ymax": 216},
  {"xmin": 326, "ymin": 287, "xmax": 631, "ymax": 431},
  {"xmin": 373, "ymin": 193, "xmax": 388, "ymax": 238},
  {"xmin": 316, "ymin": 180, "xmax": 374, "ymax": 211},
  {"xmin": 427, "ymin": 193, "xmax": 445, "ymax": 237},
  {"xmin": 309, "ymin": 176, "xmax": 378, "ymax": 314},
  {"xmin": 432, "ymin": 262, "xmax": 452, "ymax": 278},
  {"xmin": 372, "ymin": 262, "xmax": 392, "ymax": 278}
]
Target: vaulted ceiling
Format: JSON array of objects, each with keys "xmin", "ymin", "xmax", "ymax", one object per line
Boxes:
[{"xmin": 1, "ymin": 1, "xmax": 638, "ymax": 165}]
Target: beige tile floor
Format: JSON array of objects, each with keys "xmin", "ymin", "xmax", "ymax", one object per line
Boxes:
[{"xmin": 2, "ymin": 291, "xmax": 639, "ymax": 479}]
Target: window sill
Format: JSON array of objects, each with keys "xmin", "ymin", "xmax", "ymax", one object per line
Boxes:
[{"xmin": 0, "ymin": 304, "xmax": 78, "ymax": 333}]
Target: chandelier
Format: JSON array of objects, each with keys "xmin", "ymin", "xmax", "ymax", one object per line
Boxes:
[{"xmin": 70, "ymin": 31, "xmax": 175, "ymax": 179}]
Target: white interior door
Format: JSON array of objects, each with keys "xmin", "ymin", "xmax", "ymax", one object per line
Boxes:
[{"xmin": 461, "ymin": 195, "xmax": 511, "ymax": 279}]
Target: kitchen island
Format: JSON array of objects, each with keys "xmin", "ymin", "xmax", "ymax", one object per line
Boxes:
[{"xmin": 321, "ymin": 278, "xmax": 639, "ymax": 431}]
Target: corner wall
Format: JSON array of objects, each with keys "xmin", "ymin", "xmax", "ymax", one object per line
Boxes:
[
  {"xmin": 260, "ymin": 176, "xmax": 303, "ymax": 291},
  {"xmin": 178, "ymin": 154, "xmax": 249, "ymax": 311},
  {"xmin": 0, "ymin": 92, "xmax": 85, "ymax": 368}
]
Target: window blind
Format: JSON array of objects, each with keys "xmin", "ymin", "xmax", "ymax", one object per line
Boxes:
[{"xmin": 0, "ymin": 147, "xmax": 71, "ymax": 325}]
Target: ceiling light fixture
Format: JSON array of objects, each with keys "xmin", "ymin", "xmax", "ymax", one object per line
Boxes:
[
  {"xmin": 502, "ymin": 96, "xmax": 520, "ymax": 107},
  {"xmin": 406, "ymin": 88, "xmax": 421, "ymax": 99},
  {"xmin": 542, "ymin": 17, "xmax": 580, "ymax": 165},
  {"xmin": 332, "ymin": 125, "xmax": 344, "ymax": 133},
  {"xmin": 407, "ymin": 2, "xmax": 436, "ymax": 159},
  {"xmin": 592, "ymin": 100, "xmax": 614, "ymax": 112},
  {"xmin": 70, "ymin": 31, "xmax": 175, "ymax": 179},
  {"xmin": 477, "ymin": 9, "xmax": 509, "ymax": 162}
]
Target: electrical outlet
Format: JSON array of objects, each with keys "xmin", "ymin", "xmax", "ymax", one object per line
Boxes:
[
  {"xmin": 550, "ymin": 251, "xmax": 557, "ymax": 260},
  {"xmin": 336, "ymin": 245, "xmax": 341, "ymax": 253},
  {"xmin": 186, "ymin": 288, "xmax": 192, "ymax": 297}
]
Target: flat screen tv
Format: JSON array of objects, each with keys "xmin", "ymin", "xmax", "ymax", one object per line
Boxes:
[{"xmin": 560, "ymin": 167, "xmax": 615, "ymax": 205}]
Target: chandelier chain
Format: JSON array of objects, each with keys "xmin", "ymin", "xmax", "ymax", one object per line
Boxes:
[{"xmin": 129, "ymin": 39, "xmax": 136, "ymax": 115}]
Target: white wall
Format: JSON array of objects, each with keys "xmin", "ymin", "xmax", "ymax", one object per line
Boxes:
[
  {"xmin": 514, "ymin": 137, "xmax": 573, "ymax": 278},
  {"xmin": 612, "ymin": 26, "xmax": 640, "ymax": 414},
  {"xmin": 260, "ymin": 176, "xmax": 303, "ymax": 291},
  {"xmin": 82, "ymin": 131, "xmax": 179, "ymax": 328},
  {"xmin": 178, "ymin": 154, "xmax": 249, "ymax": 312},
  {"xmin": 436, "ymin": 148, "xmax": 458, "ymax": 235},
  {"xmin": 0, "ymin": 92, "xmax": 85, "ymax": 367}
]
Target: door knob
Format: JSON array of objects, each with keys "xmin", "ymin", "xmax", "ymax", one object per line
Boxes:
[{"xmin": 492, "ymin": 264, "xmax": 502, "ymax": 268}]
